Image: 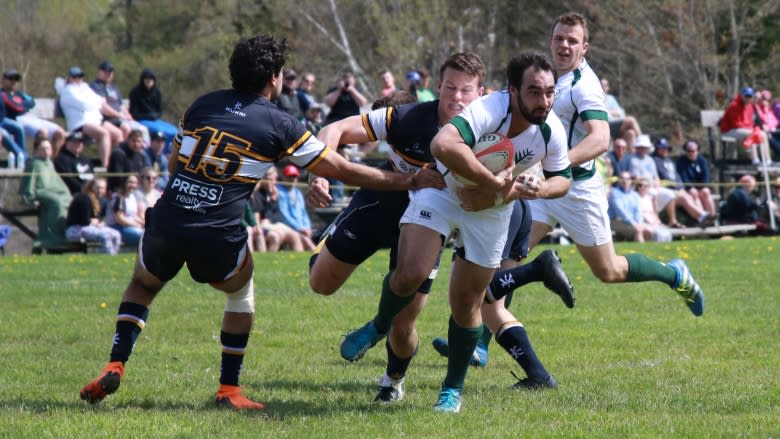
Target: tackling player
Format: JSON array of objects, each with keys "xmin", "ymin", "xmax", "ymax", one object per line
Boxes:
[{"xmin": 78, "ymin": 34, "xmax": 444, "ymax": 411}]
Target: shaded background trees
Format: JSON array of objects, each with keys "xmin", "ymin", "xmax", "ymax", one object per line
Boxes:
[{"xmin": 2, "ymin": 0, "xmax": 779, "ymax": 144}]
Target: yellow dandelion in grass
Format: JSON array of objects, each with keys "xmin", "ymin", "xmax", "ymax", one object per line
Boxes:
[
  {"xmin": 753, "ymin": 260, "xmax": 759, "ymax": 265},
  {"xmin": 576, "ymin": 275, "xmax": 583, "ymax": 281},
  {"xmin": 100, "ymin": 302, "xmax": 108, "ymax": 309},
  {"xmin": 767, "ymin": 246, "xmax": 773, "ymax": 252},
  {"xmin": 568, "ymin": 248, "xmax": 577, "ymax": 255},
  {"xmin": 187, "ymin": 287, "xmax": 192, "ymax": 292}
]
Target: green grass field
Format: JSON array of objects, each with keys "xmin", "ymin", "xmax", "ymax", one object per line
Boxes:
[{"xmin": 1, "ymin": 237, "xmax": 778, "ymax": 438}]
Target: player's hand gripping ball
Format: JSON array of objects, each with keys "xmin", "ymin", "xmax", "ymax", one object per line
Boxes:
[{"xmin": 517, "ymin": 173, "xmax": 540, "ymax": 190}]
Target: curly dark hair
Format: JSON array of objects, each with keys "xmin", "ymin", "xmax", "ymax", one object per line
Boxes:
[
  {"xmin": 229, "ymin": 34, "xmax": 289, "ymax": 94},
  {"xmin": 506, "ymin": 52, "xmax": 554, "ymax": 91}
]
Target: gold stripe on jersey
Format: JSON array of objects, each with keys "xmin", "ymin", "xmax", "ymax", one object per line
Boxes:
[
  {"xmin": 384, "ymin": 107, "xmax": 394, "ymax": 134},
  {"xmin": 284, "ymin": 131, "xmax": 313, "ymax": 156},
  {"xmin": 390, "ymin": 146, "xmax": 430, "ymax": 169},
  {"xmin": 361, "ymin": 114, "xmax": 378, "ymax": 142},
  {"xmin": 303, "ymin": 146, "xmax": 331, "ymax": 172}
]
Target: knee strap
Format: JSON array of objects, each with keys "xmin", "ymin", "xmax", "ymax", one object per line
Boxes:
[{"xmin": 225, "ymin": 277, "xmax": 254, "ymax": 313}]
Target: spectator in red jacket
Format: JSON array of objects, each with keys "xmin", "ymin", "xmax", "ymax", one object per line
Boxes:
[{"xmin": 719, "ymin": 87, "xmax": 772, "ymax": 166}]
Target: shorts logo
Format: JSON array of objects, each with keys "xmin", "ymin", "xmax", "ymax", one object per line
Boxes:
[
  {"xmin": 344, "ymin": 229, "xmax": 357, "ymax": 240},
  {"xmin": 419, "ymin": 210, "xmax": 431, "ymax": 220}
]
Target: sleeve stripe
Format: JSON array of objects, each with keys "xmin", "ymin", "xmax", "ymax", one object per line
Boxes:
[
  {"xmin": 449, "ymin": 116, "xmax": 476, "ymax": 147},
  {"xmin": 361, "ymin": 115, "xmax": 378, "ymax": 142},
  {"xmin": 285, "ymin": 131, "xmax": 313, "ymax": 156},
  {"xmin": 580, "ymin": 109, "xmax": 608, "ymax": 122},
  {"xmin": 301, "ymin": 146, "xmax": 331, "ymax": 171}
]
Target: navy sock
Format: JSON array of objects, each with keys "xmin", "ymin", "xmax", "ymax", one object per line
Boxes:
[
  {"xmin": 488, "ymin": 261, "xmax": 543, "ymax": 302},
  {"xmin": 220, "ymin": 331, "xmax": 250, "ymax": 386},
  {"xmin": 385, "ymin": 339, "xmax": 416, "ymax": 381},
  {"xmin": 109, "ymin": 302, "xmax": 149, "ymax": 363},
  {"xmin": 496, "ymin": 325, "xmax": 549, "ymax": 380}
]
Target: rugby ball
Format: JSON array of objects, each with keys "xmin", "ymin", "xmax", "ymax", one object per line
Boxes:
[{"xmin": 452, "ymin": 133, "xmax": 515, "ymax": 185}]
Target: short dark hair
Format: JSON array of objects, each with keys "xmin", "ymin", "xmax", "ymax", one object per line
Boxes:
[
  {"xmin": 229, "ymin": 34, "xmax": 289, "ymax": 94},
  {"xmin": 438, "ymin": 52, "xmax": 486, "ymax": 87},
  {"xmin": 553, "ymin": 12, "xmax": 589, "ymax": 43},
  {"xmin": 506, "ymin": 52, "xmax": 554, "ymax": 91}
]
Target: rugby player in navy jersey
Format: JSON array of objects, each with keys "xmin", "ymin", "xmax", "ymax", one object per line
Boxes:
[
  {"xmin": 307, "ymin": 53, "xmax": 573, "ymax": 407},
  {"xmin": 79, "ymin": 34, "xmax": 445, "ymax": 411}
]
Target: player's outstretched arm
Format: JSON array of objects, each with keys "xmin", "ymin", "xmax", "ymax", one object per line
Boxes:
[{"xmin": 309, "ymin": 149, "xmax": 445, "ymax": 194}]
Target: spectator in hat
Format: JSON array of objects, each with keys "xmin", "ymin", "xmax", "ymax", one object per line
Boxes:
[
  {"xmin": 652, "ymin": 137, "xmax": 715, "ymax": 225},
  {"xmin": 0, "ymin": 68, "xmax": 27, "ymax": 159},
  {"xmin": 411, "ymin": 67, "xmax": 436, "ymax": 102},
  {"xmin": 107, "ymin": 129, "xmax": 148, "ymax": 193},
  {"xmin": 89, "ymin": 61, "xmax": 134, "ymax": 140},
  {"xmin": 2, "ymin": 68, "xmax": 66, "ymax": 153},
  {"xmin": 323, "ymin": 70, "xmax": 367, "ymax": 125},
  {"xmin": 129, "ymin": 68, "xmax": 177, "ymax": 154},
  {"xmin": 56, "ymin": 66, "xmax": 123, "ymax": 167},
  {"xmin": 629, "ymin": 134, "xmax": 683, "ymax": 227},
  {"xmin": 54, "ymin": 130, "xmax": 95, "ymax": 195},
  {"xmin": 1, "ymin": 93, "xmax": 26, "ymax": 169},
  {"xmin": 276, "ymin": 164, "xmax": 315, "ymax": 250},
  {"xmin": 274, "ymin": 69, "xmax": 304, "ymax": 121},
  {"xmin": 720, "ymin": 86, "xmax": 773, "ymax": 166},
  {"xmin": 303, "ymin": 104, "xmax": 324, "ymax": 135},
  {"xmin": 144, "ymin": 130, "xmax": 169, "ymax": 190}
]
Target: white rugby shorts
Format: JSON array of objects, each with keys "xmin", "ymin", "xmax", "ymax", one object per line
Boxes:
[
  {"xmin": 401, "ymin": 188, "xmax": 510, "ymax": 268},
  {"xmin": 530, "ymin": 173, "xmax": 612, "ymax": 247}
]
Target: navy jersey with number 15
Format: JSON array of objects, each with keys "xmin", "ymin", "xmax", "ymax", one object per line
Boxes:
[{"xmin": 154, "ymin": 89, "xmax": 327, "ymax": 230}]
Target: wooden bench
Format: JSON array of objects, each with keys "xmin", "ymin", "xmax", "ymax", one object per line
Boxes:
[
  {"xmin": 0, "ymin": 206, "xmax": 88, "ymax": 254},
  {"xmin": 669, "ymin": 223, "xmax": 757, "ymax": 239}
]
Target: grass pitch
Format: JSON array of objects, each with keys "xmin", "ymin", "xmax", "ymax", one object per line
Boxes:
[{"xmin": 0, "ymin": 237, "xmax": 778, "ymax": 438}]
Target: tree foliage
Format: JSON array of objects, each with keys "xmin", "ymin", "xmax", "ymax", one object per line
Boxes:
[{"xmin": 1, "ymin": 0, "xmax": 778, "ymax": 143}]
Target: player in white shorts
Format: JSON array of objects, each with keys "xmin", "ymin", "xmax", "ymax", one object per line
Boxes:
[
  {"xmin": 400, "ymin": 52, "xmax": 571, "ymax": 412},
  {"xmin": 482, "ymin": 12, "xmax": 705, "ymax": 319}
]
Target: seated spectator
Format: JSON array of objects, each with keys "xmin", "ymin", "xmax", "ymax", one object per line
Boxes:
[
  {"xmin": 18, "ymin": 138, "xmax": 72, "ymax": 247},
  {"xmin": 652, "ymin": 137, "xmax": 714, "ymax": 226},
  {"xmin": 766, "ymin": 177, "xmax": 780, "ymax": 226},
  {"xmin": 277, "ymin": 164, "xmax": 316, "ymax": 250},
  {"xmin": 0, "ymin": 72, "xmax": 26, "ymax": 160},
  {"xmin": 53, "ymin": 130, "xmax": 94, "ymax": 195},
  {"xmin": 1, "ymin": 125, "xmax": 25, "ymax": 169},
  {"xmin": 129, "ymin": 68, "xmax": 178, "ymax": 154},
  {"xmin": 243, "ymin": 201, "xmax": 267, "ymax": 253},
  {"xmin": 605, "ymin": 138, "xmax": 631, "ymax": 179},
  {"xmin": 144, "ymin": 131, "xmax": 169, "ymax": 190},
  {"xmin": 296, "ymin": 72, "xmax": 317, "ymax": 113},
  {"xmin": 676, "ymin": 139, "xmax": 717, "ymax": 217},
  {"xmin": 107, "ymin": 129, "xmax": 148, "ymax": 193},
  {"xmin": 629, "ymin": 134, "xmax": 682, "ymax": 227},
  {"xmin": 56, "ymin": 66, "xmax": 125, "ymax": 167},
  {"xmin": 636, "ymin": 177, "xmax": 673, "ymax": 242},
  {"xmin": 2, "ymin": 68, "xmax": 66, "ymax": 153},
  {"xmin": 608, "ymin": 171, "xmax": 655, "ymax": 242},
  {"xmin": 274, "ymin": 69, "xmax": 304, "ymax": 121},
  {"xmin": 134, "ymin": 167, "xmax": 162, "ymax": 217},
  {"xmin": 105, "ymin": 174, "xmax": 144, "ymax": 246},
  {"xmin": 250, "ymin": 166, "xmax": 306, "ymax": 251},
  {"xmin": 719, "ymin": 87, "xmax": 772, "ymax": 167},
  {"xmin": 601, "ymin": 78, "xmax": 642, "ymax": 150},
  {"xmin": 378, "ymin": 69, "xmax": 399, "ymax": 97},
  {"xmin": 720, "ymin": 174, "xmax": 764, "ymax": 227},
  {"xmin": 755, "ymin": 89, "xmax": 780, "ymax": 158},
  {"xmin": 65, "ymin": 177, "xmax": 122, "ymax": 255},
  {"xmin": 90, "ymin": 61, "xmax": 149, "ymax": 142}
]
